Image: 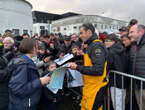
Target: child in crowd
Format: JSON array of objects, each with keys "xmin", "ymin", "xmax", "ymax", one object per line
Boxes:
[{"xmin": 41, "ymin": 61, "xmax": 63, "ymax": 110}]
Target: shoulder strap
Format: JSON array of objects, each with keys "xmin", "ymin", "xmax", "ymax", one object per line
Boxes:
[
  {"xmin": 93, "ymin": 39, "xmax": 108, "ymax": 61},
  {"xmin": 93, "ymin": 39, "xmax": 103, "ymax": 43}
]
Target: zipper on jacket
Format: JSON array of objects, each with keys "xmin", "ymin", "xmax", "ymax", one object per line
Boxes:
[
  {"xmin": 29, "ymin": 98, "xmax": 31, "ymax": 107},
  {"xmin": 132, "ymin": 45, "xmax": 137, "ymax": 75}
]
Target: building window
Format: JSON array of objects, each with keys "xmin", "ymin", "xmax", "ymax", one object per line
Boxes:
[
  {"xmin": 73, "ymin": 26, "xmax": 77, "ymax": 29},
  {"xmin": 30, "ymin": 30, "xmax": 32, "ymax": 37},
  {"xmin": 94, "ymin": 24, "xmax": 97, "ymax": 28},
  {"xmin": 101, "ymin": 24, "xmax": 103, "ymax": 29},
  {"xmin": 12, "ymin": 29, "xmax": 19, "ymax": 36},
  {"xmin": 105, "ymin": 25, "xmax": 107, "ymax": 29},
  {"xmin": 57, "ymin": 27, "xmax": 60, "ymax": 32},
  {"xmin": 64, "ymin": 28, "xmax": 67, "ymax": 30},
  {"xmin": 33, "ymin": 17, "xmax": 37, "ymax": 23},
  {"xmin": 112, "ymin": 25, "xmax": 115, "ymax": 29},
  {"xmin": 23, "ymin": 30, "xmax": 28, "ymax": 34},
  {"xmin": 40, "ymin": 26, "xmax": 45, "ymax": 30},
  {"xmin": 40, "ymin": 30, "xmax": 48, "ymax": 36}
]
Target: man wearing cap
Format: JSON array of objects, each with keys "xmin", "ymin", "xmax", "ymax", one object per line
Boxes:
[
  {"xmin": 119, "ymin": 26, "xmax": 129, "ymax": 38},
  {"xmin": 59, "ymin": 35, "xmax": 72, "ymax": 54}
]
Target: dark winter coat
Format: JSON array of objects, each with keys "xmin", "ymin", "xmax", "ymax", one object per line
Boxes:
[
  {"xmin": 8, "ymin": 55, "xmax": 42, "ymax": 110},
  {"xmin": 0, "ymin": 51, "xmax": 15, "ymax": 110},
  {"xmin": 107, "ymin": 43, "xmax": 128, "ymax": 88},
  {"xmin": 130, "ymin": 34, "xmax": 145, "ymax": 88},
  {"xmin": 0, "ymin": 57, "xmax": 10, "ymax": 110}
]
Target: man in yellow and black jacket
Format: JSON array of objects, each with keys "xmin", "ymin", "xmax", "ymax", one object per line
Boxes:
[{"xmin": 69, "ymin": 24, "xmax": 108, "ymax": 110}]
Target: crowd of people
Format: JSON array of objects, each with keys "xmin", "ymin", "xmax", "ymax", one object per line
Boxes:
[{"xmin": 0, "ymin": 18, "xmax": 145, "ymax": 110}]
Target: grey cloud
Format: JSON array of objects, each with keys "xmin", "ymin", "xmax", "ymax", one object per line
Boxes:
[{"xmin": 27, "ymin": 0, "xmax": 145, "ymax": 24}]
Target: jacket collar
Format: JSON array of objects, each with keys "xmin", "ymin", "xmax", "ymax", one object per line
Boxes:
[
  {"xmin": 138, "ymin": 33, "xmax": 145, "ymax": 47},
  {"xmin": 84, "ymin": 34, "xmax": 99, "ymax": 45}
]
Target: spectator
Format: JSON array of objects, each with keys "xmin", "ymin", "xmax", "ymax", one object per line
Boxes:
[
  {"xmin": 122, "ymin": 34, "xmax": 132, "ymax": 73},
  {"xmin": 128, "ymin": 19, "xmax": 138, "ymax": 27},
  {"xmin": 99, "ymin": 31, "xmax": 108, "ymax": 42},
  {"xmin": 71, "ymin": 34, "xmax": 82, "ymax": 48},
  {"xmin": 129, "ymin": 24, "xmax": 145, "ymax": 110},
  {"xmin": 3, "ymin": 30, "xmax": 13, "ymax": 38},
  {"xmin": 33, "ymin": 33, "xmax": 39, "ymax": 39},
  {"xmin": 0, "ymin": 44, "xmax": 15, "ymax": 110},
  {"xmin": 22, "ymin": 33, "xmax": 30, "ymax": 39},
  {"xmin": 59, "ymin": 35, "xmax": 72, "ymax": 54},
  {"xmin": 42, "ymin": 61, "xmax": 63, "ymax": 110},
  {"xmin": 49, "ymin": 33, "xmax": 60, "ymax": 58},
  {"xmin": 122, "ymin": 34, "xmax": 131, "ymax": 48},
  {"xmin": 33, "ymin": 41, "xmax": 51, "ymax": 76},
  {"xmin": 8, "ymin": 38, "xmax": 50, "ymax": 110},
  {"xmin": 3, "ymin": 37, "xmax": 14, "ymax": 51},
  {"xmin": 0, "ymin": 34, "xmax": 3, "ymax": 43},
  {"xmin": 71, "ymin": 34, "xmax": 78, "ymax": 42},
  {"xmin": 104, "ymin": 34, "xmax": 128, "ymax": 110},
  {"xmin": 119, "ymin": 26, "xmax": 129, "ymax": 38}
]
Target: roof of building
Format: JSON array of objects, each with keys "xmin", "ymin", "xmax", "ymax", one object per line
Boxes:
[
  {"xmin": 51, "ymin": 15, "xmax": 128, "ymax": 27},
  {"xmin": 61, "ymin": 12, "xmax": 81, "ymax": 18},
  {"xmin": 32, "ymin": 11, "xmax": 81, "ymax": 23},
  {"xmin": 21, "ymin": 0, "xmax": 33, "ymax": 8},
  {"xmin": 32, "ymin": 11, "xmax": 61, "ymax": 23}
]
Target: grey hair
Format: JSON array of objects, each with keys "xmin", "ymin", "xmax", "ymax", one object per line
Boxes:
[
  {"xmin": 137, "ymin": 24, "xmax": 145, "ymax": 31},
  {"xmin": 3, "ymin": 37, "xmax": 15, "ymax": 44}
]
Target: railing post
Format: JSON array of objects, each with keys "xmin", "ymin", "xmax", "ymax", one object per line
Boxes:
[
  {"xmin": 107, "ymin": 87, "xmax": 110, "ymax": 110},
  {"xmin": 109, "ymin": 71, "xmax": 145, "ymax": 110},
  {"xmin": 140, "ymin": 81, "xmax": 143, "ymax": 110},
  {"xmin": 114, "ymin": 72, "xmax": 116, "ymax": 110},
  {"xmin": 122, "ymin": 75, "xmax": 124, "ymax": 110},
  {"xmin": 130, "ymin": 78, "xmax": 133, "ymax": 110}
]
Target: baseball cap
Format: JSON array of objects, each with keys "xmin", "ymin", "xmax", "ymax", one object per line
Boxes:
[{"xmin": 119, "ymin": 26, "xmax": 129, "ymax": 32}]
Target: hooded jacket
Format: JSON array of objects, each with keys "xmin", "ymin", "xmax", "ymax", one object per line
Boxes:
[
  {"xmin": 8, "ymin": 55, "xmax": 42, "ymax": 110},
  {"xmin": 107, "ymin": 42, "xmax": 128, "ymax": 88}
]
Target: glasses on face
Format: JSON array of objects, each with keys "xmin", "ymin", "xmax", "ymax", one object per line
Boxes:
[
  {"xmin": 4, "ymin": 42, "xmax": 12, "ymax": 45},
  {"xmin": 104, "ymin": 39, "xmax": 113, "ymax": 42}
]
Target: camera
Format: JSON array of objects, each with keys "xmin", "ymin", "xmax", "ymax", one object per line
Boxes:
[{"xmin": 0, "ymin": 48, "xmax": 14, "ymax": 68}]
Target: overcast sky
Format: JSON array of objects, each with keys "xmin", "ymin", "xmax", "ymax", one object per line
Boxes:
[{"xmin": 27, "ymin": 0, "xmax": 145, "ymax": 24}]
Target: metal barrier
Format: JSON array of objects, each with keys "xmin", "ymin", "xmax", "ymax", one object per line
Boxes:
[
  {"xmin": 105, "ymin": 70, "xmax": 145, "ymax": 110},
  {"xmin": 65, "ymin": 70, "xmax": 145, "ymax": 110}
]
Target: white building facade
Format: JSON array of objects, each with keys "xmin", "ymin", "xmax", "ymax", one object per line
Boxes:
[
  {"xmin": 51, "ymin": 15, "xmax": 128, "ymax": 36},
  {"xmin": 0, "ymin": 0, "xmax": 33, "ymax": 36},
  {"xmin": 33, "ymin": 23, "xmax": 51, "ymax": 36}
]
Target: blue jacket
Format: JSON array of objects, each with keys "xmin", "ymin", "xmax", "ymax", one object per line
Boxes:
[{"xmin": 8, "ymin": 55, "xmax": 42, "ymax": 110}]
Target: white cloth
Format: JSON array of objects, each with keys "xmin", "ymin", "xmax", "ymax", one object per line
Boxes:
[
  {"xmin": 67, "ymin": 69, "xmax": 83, "ymax": 88},
  {"xmin": 110, "ymin": 87, "xmax": 126, "ymax": 110},
  {"xmin": 54, "ymin": 53, "xmax": 74, "ymax": 65}
]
